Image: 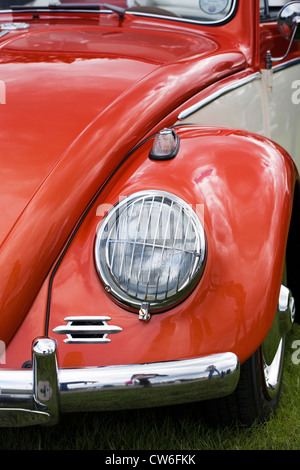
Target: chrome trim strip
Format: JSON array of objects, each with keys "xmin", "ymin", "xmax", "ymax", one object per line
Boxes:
[
  {"xmin": 278, "ymin": 285, "xmax": 295, "ymax": 335},
  {"xmin": 260, "ymin": 285, "xmax": 295, "ymax": 400},
  {"xmin": 177, "ymin": 72, "xmax": 261, "ymax": 120},
  {"xmin": 262, "ymin": 338, "xmax": 284, "ymax": 399},
  {"xmin": 63, "ymin": 315, "xmax": 112, "ymax": 322},
  {"xmin": 53, "ymin": 325, "xmax": 121, "ymax": 334},
  {"xmin": 0, "ymin": 7, "xmax": 113, "ymax": 16},
  {"xmin": 62, "ymin": 337, "xmax": 111, "ymax": 344},
  {"xmin": 0, "ymin": 337, "xmax": 240, "ymax": 426}
]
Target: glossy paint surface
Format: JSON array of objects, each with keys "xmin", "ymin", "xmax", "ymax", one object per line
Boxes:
[
  {"xmin": 45, "ymin": 127, "xmax": 295, "ymax": 368},
  {"xmin": 0, "ymin": 9, "xmax": 246, "ymax": 347},
  {"xmin": 0, "ymin": 18, "xmax": 218, "ymax": 246},
  {"xmin": 6, "ymin": 126, "xmax": 296, "ymax": 368}
]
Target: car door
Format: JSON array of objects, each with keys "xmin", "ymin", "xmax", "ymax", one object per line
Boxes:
[{"xmin": 260, "ymin": 0, "xmax": 300, "ymax": 168}]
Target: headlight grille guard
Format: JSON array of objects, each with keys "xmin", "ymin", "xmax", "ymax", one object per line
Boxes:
[{"xmin": 94, "ymin": 190, "xmax": 206, "ymax": 320}]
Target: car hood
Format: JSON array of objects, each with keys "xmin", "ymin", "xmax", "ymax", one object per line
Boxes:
[{"xmin": 0, "ymin": 17, "xmax": 246, "ymax": 344}]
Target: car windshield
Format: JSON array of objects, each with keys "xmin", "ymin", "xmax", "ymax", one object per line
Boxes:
[{"xmin": 0, "ymin": 0, "xmax": 238, "ymax": 24}]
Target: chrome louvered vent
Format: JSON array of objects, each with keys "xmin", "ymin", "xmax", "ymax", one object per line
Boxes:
[{"xmin": 53, "ymin": 316, "xmax": 122, "ymax": 344}]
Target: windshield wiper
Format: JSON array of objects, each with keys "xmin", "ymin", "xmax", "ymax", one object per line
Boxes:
[{"xmin": 9, "ymin": 3, "xmax": 126, "ymax": 19}]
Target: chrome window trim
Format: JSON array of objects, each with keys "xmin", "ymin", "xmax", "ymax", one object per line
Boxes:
[
  {"xmin": 177, "ymin": 72, "xmax": 261, "ymax": 120},
  {"xmin": 124, "ymin": 0, "xmax": 238, "ymax": 26},
  {"xmin": 178, "ymin": 58, "xmax": 300, "ymax": 122},
  {"xmin": 0, "ymin": 7, "xmax": 114, "ymax": 14}
]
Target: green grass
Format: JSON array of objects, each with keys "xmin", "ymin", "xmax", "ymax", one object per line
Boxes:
[{"xmin": 0, "ymin": 324, "xmax": 299, "ymax": 451}]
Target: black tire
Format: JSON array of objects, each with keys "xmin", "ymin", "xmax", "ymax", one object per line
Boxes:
[{"xmin": 202, "ymin": 338, "xmax": 285, "ymax": 427}]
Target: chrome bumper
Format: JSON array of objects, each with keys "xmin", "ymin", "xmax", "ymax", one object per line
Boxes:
[{"xmin": 0, "ymin": 337, "xmax": 240, "ymax": 427}]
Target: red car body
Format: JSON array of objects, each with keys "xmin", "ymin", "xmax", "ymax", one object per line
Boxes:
[{"xmin": 0, "ymin": 0, "xmax": 299, "ymax": 426}]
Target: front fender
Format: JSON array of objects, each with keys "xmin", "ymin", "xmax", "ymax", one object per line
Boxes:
[{"xmin": 6, "ymin": 126, "xmax": 297, "ymax": 368}]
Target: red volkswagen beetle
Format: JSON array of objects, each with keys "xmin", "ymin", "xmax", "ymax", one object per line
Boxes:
[{"xmin": 0, "ymin": 0, "xmax": 299, "ymax": 427}]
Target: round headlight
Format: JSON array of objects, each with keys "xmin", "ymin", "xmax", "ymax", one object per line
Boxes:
[{"xmin": 95, "ymin": 191, "xmax": 206, "ymax": 314}]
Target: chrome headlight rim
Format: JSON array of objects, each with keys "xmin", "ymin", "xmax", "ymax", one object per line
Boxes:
[{"xmin": 94, "ymin": 190, "xmax": 206, "ymax": 314}]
